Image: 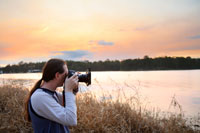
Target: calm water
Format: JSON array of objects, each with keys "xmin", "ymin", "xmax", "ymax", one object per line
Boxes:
[{"xmin": 1, "ymin": 70, "xmax": 200, "ymax": 116}]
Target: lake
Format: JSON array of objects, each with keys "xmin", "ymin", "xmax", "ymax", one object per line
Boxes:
[{"xmin": 0, "ymin": 70, "xmax": 200, "ymax": 117}]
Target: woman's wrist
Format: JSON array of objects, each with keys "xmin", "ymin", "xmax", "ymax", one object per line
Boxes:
[{"xmin": 64, "ymin": 88, "xmax": 73, "ymax": 93}]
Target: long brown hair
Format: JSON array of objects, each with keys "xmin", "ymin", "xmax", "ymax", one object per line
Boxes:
[{"xmin": 24, "ymin": 58, "xmax": 66, "ymax": 122}]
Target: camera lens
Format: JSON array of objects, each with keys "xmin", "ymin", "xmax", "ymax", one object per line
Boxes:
[{"xmin": 68, "ymin": 69, "xmax": 91, "ymax": 86}]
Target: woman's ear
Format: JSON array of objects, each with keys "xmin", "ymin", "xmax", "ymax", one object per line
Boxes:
[{"xmin": 55, "ymin": 72, "xmax": 60, "ymax": 79}]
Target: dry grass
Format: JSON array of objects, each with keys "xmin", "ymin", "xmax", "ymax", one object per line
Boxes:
[
  {"xmin": 0, "ymin": 84, "xmax": 199, "ymax": 133},
  {"xmin": 0, "ymin": 85, "xmax": 32, "ymax": 133}
]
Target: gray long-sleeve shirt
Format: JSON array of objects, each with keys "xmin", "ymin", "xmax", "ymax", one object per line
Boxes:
[{"xmin": 31, "ymin": 89, "xmax": 77, "ymax": 126}]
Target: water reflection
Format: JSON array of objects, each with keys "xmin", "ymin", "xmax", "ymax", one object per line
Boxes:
[{"xmin": 192, "ymin": 97, "xmax": 200, "ymax": 104}]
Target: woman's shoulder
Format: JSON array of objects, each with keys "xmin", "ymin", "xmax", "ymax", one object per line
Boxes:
[
  {"xmin": 30, "ymin": 89, "xmax": 56, "ymax": 112},
  {"xmin": 31, "ymin": 89, "xmax": 52, "ymax": 101}
]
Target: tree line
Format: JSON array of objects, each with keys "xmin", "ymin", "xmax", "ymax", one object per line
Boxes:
[{"xmin": 0, "ymin": 56, "xmax": 200, "ymax": 73}]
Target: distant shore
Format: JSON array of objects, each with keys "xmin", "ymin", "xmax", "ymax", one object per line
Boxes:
[
  {"xmin": 0, "ymin": 68, "xmax": 200, "ymax": 75},
  {"xmin": 0, "ymin": 56, "xmax": 200, "ymax": 73}
]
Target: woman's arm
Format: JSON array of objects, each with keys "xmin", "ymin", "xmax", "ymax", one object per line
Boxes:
[{"xmin": 31, "ymin": 90, "xmax": 77, "ymax": 126}]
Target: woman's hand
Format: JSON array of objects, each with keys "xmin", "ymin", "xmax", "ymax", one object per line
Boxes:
[{"xmin": 64, "ymin": 74, "xmax": 78, "ymax": 92}]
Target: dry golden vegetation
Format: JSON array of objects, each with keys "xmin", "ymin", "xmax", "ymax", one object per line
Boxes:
[
  {"xmin": 0, "ymin": 85, "xmax": 32, "ymax": 132},
  {"xmin": 0, "ymin": 84, "xmax": 199, "ymax": 133}
]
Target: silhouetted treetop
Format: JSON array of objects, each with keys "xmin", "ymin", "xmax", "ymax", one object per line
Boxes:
[{"xmin": 0, "ymin": 56, "xmax": 200, "ymax": 73}]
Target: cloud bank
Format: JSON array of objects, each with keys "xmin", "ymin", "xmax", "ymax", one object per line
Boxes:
[
  {"xmin": 97, "ymin": 40, "xmax": 114, "ymax": 46},
  {"xmin": 188, "ymin": 35, "xmax": 200, "ymax": 40},
  {"xmin": 51, "ymin": 50, "xmax": 93, "ymax": 60},
  {"xmin": 89, "ymin": 40, "xmax": 114, "ymax": 46}
]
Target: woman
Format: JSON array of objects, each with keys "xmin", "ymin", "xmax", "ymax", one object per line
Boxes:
[{"xmin": 24, "ymin": 58, "xmax": 78, "ymax": 133}]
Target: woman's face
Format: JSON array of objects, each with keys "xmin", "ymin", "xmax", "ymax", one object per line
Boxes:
[{"xmin": 57, "ymin": 64, "xmax": 68, "ymax": 87}]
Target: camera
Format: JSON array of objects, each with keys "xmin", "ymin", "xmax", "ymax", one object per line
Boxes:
[
  {"xmin": 63, "ymin": 68, "xmax": 91, "ymax": 106},
  {"xmin": 68, "ymin": 68, "xmax": 91, "ymax": 86}
]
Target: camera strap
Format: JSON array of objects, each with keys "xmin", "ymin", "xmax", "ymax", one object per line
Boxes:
[{"xmin": 63, "ymin": 85, "xmax": 66, "ymax": 107}]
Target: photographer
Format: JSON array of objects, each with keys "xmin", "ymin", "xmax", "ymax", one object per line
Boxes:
[{"xmin": 24, "ymin": 58, "xmax": 78, "ymax": 133}]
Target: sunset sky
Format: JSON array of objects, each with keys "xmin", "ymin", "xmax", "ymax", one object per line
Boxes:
[{"xmin": 0, "ymin": 0, "xmax": 200, "ymax": 66}]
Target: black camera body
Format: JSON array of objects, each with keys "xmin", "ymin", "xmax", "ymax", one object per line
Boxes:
[{"xmin": 68, "ymin": 68, "xmax": 91, "ymax": 86}]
